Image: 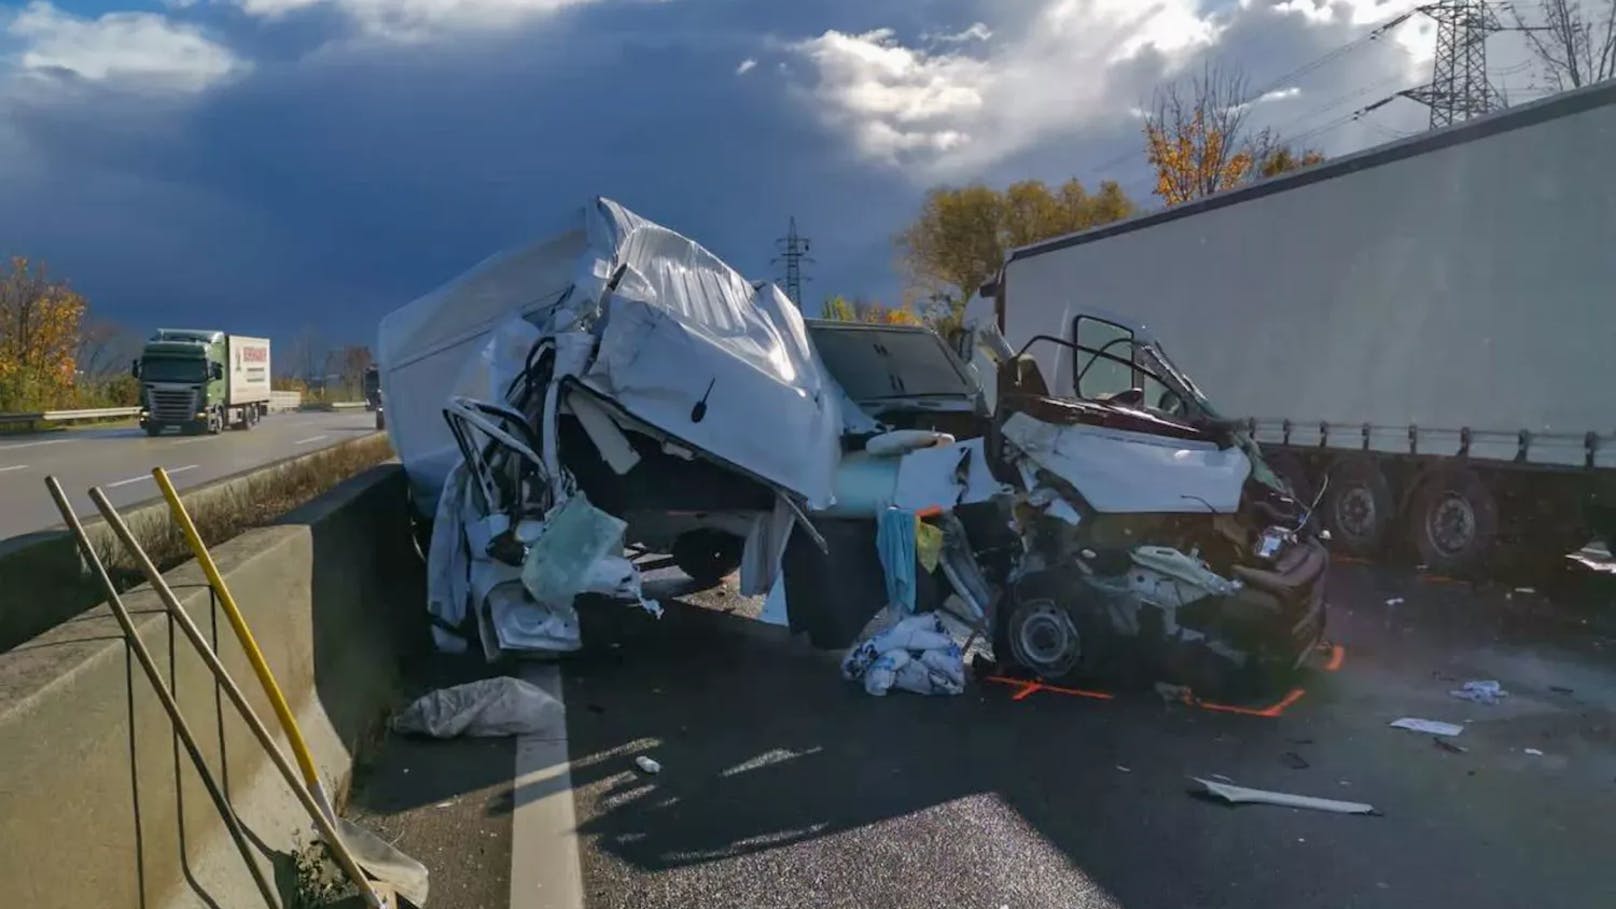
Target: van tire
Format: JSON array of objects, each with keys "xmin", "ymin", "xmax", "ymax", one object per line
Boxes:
[{"xmin": 670, "ymin": 530, "xmax": 743, "ymax": 586}]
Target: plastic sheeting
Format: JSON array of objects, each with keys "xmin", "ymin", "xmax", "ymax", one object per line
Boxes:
[{"xmin": 391, "ymin": 677, "xmax": 564, "ymax": 738}]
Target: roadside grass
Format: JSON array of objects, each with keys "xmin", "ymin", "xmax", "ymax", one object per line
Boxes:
[
  {"xmin": 0, "ymin": 433, "xmax": 395, "ymax": 652},
  {"xmin": 96, "ymin": 433, "xmax": 396, "ymax": 581}
]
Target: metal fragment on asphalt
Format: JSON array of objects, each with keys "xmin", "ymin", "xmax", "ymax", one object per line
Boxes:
[
  {"xmin": 1390, "ymin": 717, "xmax": 1464, "ymax": 737},
  {"xmin": 1190, "ymin": 778, "xmax": 1377, "ymax": 815}
]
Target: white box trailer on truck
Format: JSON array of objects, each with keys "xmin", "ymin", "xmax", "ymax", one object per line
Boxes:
[
  {"xmin": 135, "ymin": 330, "xmax": 272, "ymax": 435},
  {"xmin": 992, "ymin": 80, "xmax": 1616, "ymax": 576}
]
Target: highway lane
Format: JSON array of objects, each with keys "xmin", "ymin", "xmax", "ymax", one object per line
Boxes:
[{"xmin": 0, "ymin": 410, "xmax": 382, "ymax": 540}]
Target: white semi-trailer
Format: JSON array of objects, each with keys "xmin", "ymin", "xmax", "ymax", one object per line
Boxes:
[{"xmin": 992, "ymin": 80, "xmax": 1616, "ymax": 576}]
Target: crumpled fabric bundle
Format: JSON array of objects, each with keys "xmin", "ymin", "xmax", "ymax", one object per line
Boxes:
[{"xmin": 841, "ymin": 612, "xmax": 965, "ymax": 697}]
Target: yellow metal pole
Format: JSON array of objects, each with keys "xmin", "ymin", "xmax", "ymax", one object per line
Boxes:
[{"xmin": 152, "ymin": 466, "xmax": 334, "ymax": 819}]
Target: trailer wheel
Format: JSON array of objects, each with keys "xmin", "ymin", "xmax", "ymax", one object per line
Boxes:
[
  {"xmin": 1323, "ymin": 457, "xmax": 1394, "ymax": 557},
  {"xmin": 1409, "ymin": 467, "xmax": 1497, "ymax": 576}
]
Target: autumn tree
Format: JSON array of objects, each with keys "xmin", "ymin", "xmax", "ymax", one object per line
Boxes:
[
  {"xmin": 822, "ymin": 295, "xmax": 924, "ymax": 326},
  {"xmin": 329, "ymin": 344, "xmax": 375, "ymax": 400},
  {"xmin": 896, "ymin": 178, "xmax": 1137, "ymax": 320},
  {"xmin": 0, "ymin": 257, "xmax": 86, "ymax": 411},
  {"xmin": 1508, "ymin": 0, "xmax": 1616, "ymax": 91},
  {"xmin": 1144, "ymin": 62, "xmax": 1271, "ymax": 206},
  {"xmin": 1255, "ymin": 144, "xmax": 1326, "ymax": 179}
]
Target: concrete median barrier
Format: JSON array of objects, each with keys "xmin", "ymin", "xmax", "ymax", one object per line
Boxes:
[
  {"xmin": 0, "ymin": 433, "xmax": 388, "ymax": 652},
  {"xmin": 0, "ymin": 463, "xmax": 424, "ymax": 908}
]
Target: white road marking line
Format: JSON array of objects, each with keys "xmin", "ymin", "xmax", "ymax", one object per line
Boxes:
[
  {"xmin": 510, "ymin": 662, "xmax": 584, "ymax": 909},
  {"xmin": 0, "ymin": 438, "xmax": 70, "ymax": 452},
  {"xmin": 0, "ymin": 464, "xmax": 28, "ymax": 473},
  {"xmin": 105, "ymin": 464, "xmax": 197, "ymax": 489},
  {"xmin": 293, "ymin": 435, "xmax": 328, "ymax": 446}
]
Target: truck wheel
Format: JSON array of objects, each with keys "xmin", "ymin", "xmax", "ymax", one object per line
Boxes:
[
  {"xmin": 1322, "ymin": 458, "xmax": 1394, "ymax": 557},
  {"xmin": 1409, "ymin": 467, "xmax": 1497, "ymax": 577},
  {"xmin": 207, "ymin": 408, "xmax": 222, "ymax": 435},
  {"xmin": 143, "ymin": 424, "xmax": 162, "ymax": 437},
  {"xmin": 375, "ymin": 410, "xmax": 386, "ymax": 431},
  {"xmin": 670, "ymin": 530, "xmax": 743, "ymax": 586}
]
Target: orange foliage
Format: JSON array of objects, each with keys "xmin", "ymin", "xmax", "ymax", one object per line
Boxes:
[{"xmin": 0, "ymin": 257, "xmax": 87, "ymax": 409}]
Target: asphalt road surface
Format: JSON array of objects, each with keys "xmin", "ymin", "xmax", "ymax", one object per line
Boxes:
[
  {"xmin": 353, "ymin": 559, "xmax": 1616, "ymax": 909},
  {"xmin": 0, "ymin": 410, "xmax": 379, "ymax": 540}
]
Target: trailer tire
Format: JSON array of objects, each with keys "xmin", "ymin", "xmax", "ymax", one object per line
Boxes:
[
  {"xmin": 1323, "ymin": 457, "xmax": 1394, "ymax": 557},
  {"xmin": 1409, "ymin": 467, "xmax": 1497, "ymax": 577}
]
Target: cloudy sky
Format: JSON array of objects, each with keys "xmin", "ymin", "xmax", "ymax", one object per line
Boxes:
[{"xmin": 0, "ymin": 0, "xmax": 1541, "ymax": 350}]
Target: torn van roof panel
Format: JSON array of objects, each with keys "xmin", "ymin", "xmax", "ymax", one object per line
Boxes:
[{"xmin": 378, "ymin": 197, "xmax": 843, "ymax": 512}]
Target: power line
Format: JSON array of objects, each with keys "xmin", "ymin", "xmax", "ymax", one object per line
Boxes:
[
  {"xmin": 1399, "ymin": 0, "xmax": 1505, "ymax": 128},
  {"xmin": 772, "ymin": 216, "xmax": 813, "ymax": 309},
  {"xmin": 1078, "ymin": 7, "xmax": 1421, "ymax": 180}
]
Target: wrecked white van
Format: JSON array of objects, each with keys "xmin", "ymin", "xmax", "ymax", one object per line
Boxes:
[{"xmin": 378, "ymin": 197, "xmax": 1326, "ymax": 697}]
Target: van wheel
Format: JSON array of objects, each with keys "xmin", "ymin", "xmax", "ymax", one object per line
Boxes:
[
  {"xmin": 997, "ymin": 597, "xmax": 1083, "ymax": 679},
  {"xmin": 1410, "ymin": 468, "xmax": 1497, "ymax": 577},
  {"xmin": 671, "ymin": 530, "xmax": 743, "ymax": 586},
  {"xmin": 1323, "ymin": 458, "xmax": 1394, "ymax": 557}
]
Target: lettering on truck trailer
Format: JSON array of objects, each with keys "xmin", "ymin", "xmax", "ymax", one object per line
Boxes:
[{"xmin": 234, "ymin": 346, "xmax": 268, "ymax": 381}]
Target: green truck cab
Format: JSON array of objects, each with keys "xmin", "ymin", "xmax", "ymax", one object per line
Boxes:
[{"xmin": 132, "ymin": 329, "xmax": 272, "ymax": 436}]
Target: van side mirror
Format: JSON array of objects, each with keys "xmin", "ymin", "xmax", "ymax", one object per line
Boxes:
[{"xmin": 131, "ymin": 359, "xmax": 141, "ymax": 378}]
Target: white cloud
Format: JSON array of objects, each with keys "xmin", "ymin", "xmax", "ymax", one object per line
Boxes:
[
  {"xmin": 735, "ymin": 57, "xmax": 757, "ymax": 76},
  {"xmin": 789, "ymin": 0, "xmax": 1439, "ymax": 178},
  {"xmin": 924, "ymin": 21, "xmax": 992, "ymax": 45},
  {"xmin": 5, "ymin": 2, "xmax": 245, "ymax": 92},
  {"xmin": 235, "ymin": 0, "xmax": 599, "ymax": 39}
]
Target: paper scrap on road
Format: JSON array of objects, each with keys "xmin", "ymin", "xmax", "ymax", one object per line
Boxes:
[
  {"xmin": 1190, "ymin": 777, "xmax": 1378, "ymax": 815},
  {"xmin": 635, "ymin": 756, "xmax": 662, "ymax": 774},
  {"xmin": 1524, "ymin": 747, "xmax": 1544, "ymax": 756},
  {"xmin": 1391, "ymin": 717, "xmax": 1464, "ymax": 737}
]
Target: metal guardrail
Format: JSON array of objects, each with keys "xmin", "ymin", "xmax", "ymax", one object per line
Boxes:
[{"xmin": 0, "ymin": 406, "xmax": 141, "ymax": 425}]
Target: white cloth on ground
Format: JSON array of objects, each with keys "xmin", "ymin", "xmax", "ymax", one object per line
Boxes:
[{"xmin": 841, "ymin": 611, "xmax": 965, "ymax": 697}]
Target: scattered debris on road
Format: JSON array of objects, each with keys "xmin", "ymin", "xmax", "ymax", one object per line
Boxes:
[
  {"xmin": 635, "ymin": 756, "xmax": 662, "ymax": 775},
  {"xmin": 1385, "ymin": 597, "xmax": 1405, "ymax": 607},
  {"xmin": 1281, "ymin": 751, "xmax": 1311, "ymax": 769},
  {"xmin": 1433, "ymin": 738, "xmax": 1468, "ymax": 754},
  {"xmin": 1524, "ymin": 748, "xmax": 1545, "ymax": 757},
  {"xmin": 1450, "ymin": 680, "xmax": 1509, "ymax": 705},
  {"xmin": 391, "ymin": 677, "xmax": 563, "ymax": 738},
  {"xmin": 1390, "ymin": 717, "xmax": 1464, "ymax": 737},
  {"xmin": 1190, "ymin": 777, "xmax": 1378, "ymax": 815},
  {"xmin": 1549, "ymin": 685, "xmax": 1575, "ymax": 694}
]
